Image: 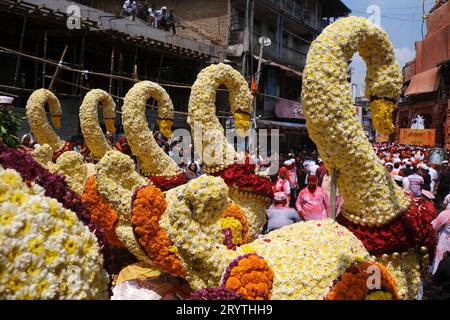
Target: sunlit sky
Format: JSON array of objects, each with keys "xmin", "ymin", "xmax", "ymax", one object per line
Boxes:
[{"xmin": 342, "ymin": 0, "xmax": 435, "ymax": 96}]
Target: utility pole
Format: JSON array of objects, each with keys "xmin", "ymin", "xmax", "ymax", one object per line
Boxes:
[{"xmin": 242, "ymin": 0, "xmax": 254, "ymax": 81}]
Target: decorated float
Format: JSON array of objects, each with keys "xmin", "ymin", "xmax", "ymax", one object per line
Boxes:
[
  {"xmin": 0, "ymin": 16, "xmax": 438, "ymax": 301},
  {"xmin": 301, "ymin": 16, "xmax": 436, "ymax": 299}
]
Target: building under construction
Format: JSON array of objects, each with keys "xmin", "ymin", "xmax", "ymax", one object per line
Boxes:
[{"xmin": 0, "ymin": 0, "xmax": 350, "ymax": 152}]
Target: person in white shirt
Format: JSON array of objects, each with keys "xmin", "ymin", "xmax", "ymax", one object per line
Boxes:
[
  {"xmin": 121, "ymin": 0, "xmax": 137, "ymax": 20},
  {"xmin": 147, "ymin": 4, "xmax": 159, "ymax": 27},
  {"xmin": 429, "ymin": 163, "xmax": 439, "ymax": 193}
]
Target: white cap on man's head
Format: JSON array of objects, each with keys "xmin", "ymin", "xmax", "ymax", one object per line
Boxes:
[
  {"xmin": 161, "ymin": 6, "xmax": 167, "ymax": 10},
  {"xmin": 0, "ymin": 96, "xmax": 14, "ymax": 104},
  {"xmin": 274, "ymin": 192, "xmax": 287, "ymax": 201}
]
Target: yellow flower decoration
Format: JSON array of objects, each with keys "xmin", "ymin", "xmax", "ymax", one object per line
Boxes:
[
  {"xmin": 122, "ymin": 81, "xmax": 179, "ymax": 177},
  {"xmin": 370, "ymin": 98, "xmax": 396, "ymax": 135},
  {"xmin": 79, "ymin": 89, "xmax": 116, "ymax": 160},
  {"xmin": 25, "ymin": 89, "xmax": 65, "ymax": 152},
  {"xmin": 301, "ymin": 16, "xmax": 410, "ymax": 226}
]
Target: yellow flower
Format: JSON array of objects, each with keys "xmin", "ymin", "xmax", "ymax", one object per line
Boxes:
[
  {"xmin": 62, "ymin": 212, "xmax": 76, "ymax": 227},
  {"xmin": 26, "ymin": 264, "xmax": 41, "ymax": 278},
  {"xmin": 1, "ymin": 171, "xmax": 21, "ymax": 187},
  {"xmin": 7, "ymin": 276, "xmax": 23, "ymax": 292},
  {"xmin": 44, "ymin": 250, "xmax": 59, "ymax": 264},
  {"xmin": 17, "ymin": 221, "xmax": 31, "ymax": 236},
  {"xmin": 0, "ymin": 209, "xmax": 14, "ymax": 225},
  {"xmin": 29, "ymin": 202, "xmax": 42, "ymax": 214},
  {"xmin": 10, "ymin": 191, "xmax": 26, "ymax": 206},
  {"xmin": 36, "ymin": 280, "xmax": 49, "ymax": 295},
  {"xmin": 28, "ymin": 238, "xmax": 44, "ymax": 255},
  {"xmin": 64, "ymin": 239, "xmax": 77, "ymax": 254}
]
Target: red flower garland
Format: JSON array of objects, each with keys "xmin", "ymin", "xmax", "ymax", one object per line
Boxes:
[
  {"xmin": 337, "ymin": 196, "xmax": 437, "ymax": 257},
  {"xmin": 212, "ymin": 164, "xmax": 273, "ymax": 199},
  {"xmin": 147, "ymin": 172, "xmax": 187, "ymax": 192},
  {"xmin": 52, "ymin": 141, "xmax": 73, "ymax": 161}
]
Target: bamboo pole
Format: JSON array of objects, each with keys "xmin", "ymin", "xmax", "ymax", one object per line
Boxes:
[
  {"xmin": 13, "ymin": 16, "xmax": 27, "ymax": 87},
  {"xmin": 48, "ymin": 45, "xmax": 69, "ymax": 91}
]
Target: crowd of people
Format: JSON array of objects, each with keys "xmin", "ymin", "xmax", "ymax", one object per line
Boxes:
[{"xmin": 121, "ymin": 1, "xmax": 177, "ymax": 34}]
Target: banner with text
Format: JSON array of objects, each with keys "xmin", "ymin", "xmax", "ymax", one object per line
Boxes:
[
  {"xmin": 375, "ymin": 133, "xmax": 390, "ymax": 142},
  {"xmin": 399, "ymin": 128, "xmax": 436, "ymax": 146}
]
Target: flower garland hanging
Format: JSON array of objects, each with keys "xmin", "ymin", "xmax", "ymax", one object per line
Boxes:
[
  {"xmin": 82, "ymin": 175, "xmax": 123, "ymax": 248},
  {"xmin": 337, "ymin": 195, "xmax": 437, "ymax": 257},
  {"xmin": 326, "ymin": 261, "xmax": 398, "ymax": 300},
  {"xmin": 0, "ymin": 167, "xmax": 109, "ymax": 299},
  {"xmin": 148, "ymin": 172, "xmax": 188, "ymax": 192},
  {"xmin": 130, "ymin": 184, "xmax": 186, "ymax": 277},
  {"xmin": 211, "ymin": 163, "xmax": 273, "ymax": 200}
]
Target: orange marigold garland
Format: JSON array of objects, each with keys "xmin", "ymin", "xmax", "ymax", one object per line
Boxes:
[
  {"xmin": 130, "ymin": 185, "xmax": 185, "ymax": 277},
  {"xmin": 220, "ymin": 203, "xmax": 249, "ymax": 249},
  {"xmin": 326, "ymin": 261, "xmax": 399, "ymax": 300},
  {"xmin": 221, "ymin": 253, "xmax": 274, "ymax": 300},
  {"xmin": 81, "ymin": 176, "xmax": 123, "ymax": 248}
]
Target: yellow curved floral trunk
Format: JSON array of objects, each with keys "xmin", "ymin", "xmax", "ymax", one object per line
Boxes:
[
  {"xmin": 122, "ymin": 81, "xmax": 179, "ymax": 177},
  {"xmin": 188, "ymin": 63, "xmax": 267, "ymax": 240},
  {"xmin": 188, "ymin": 63, "xmax": 252, "ymax": 169},
  {"xmin": 25, "ymin": 89, "xmax": 65, "ymax": 152},
  {"xmin": 302, "ymin": 17, "xmax": 410, "ymax": 227},
  {"xmin": 80, "ymin": 89, "xmax": 116, "ymax": 160}
]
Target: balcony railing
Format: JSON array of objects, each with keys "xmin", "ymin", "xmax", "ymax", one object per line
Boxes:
[{"xmin": 259, "ymin": 0, "xmax": 329, "ymax": 32}]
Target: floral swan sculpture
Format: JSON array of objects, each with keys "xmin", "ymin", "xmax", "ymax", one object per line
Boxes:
[
  {"xmin": 301, "ymin": 16, "xmax": 436, "ymax": 299},
  {"xmin": 135, "ymin": 175, "xmax": 399, "ymax": 300},
  {"xmin": 121, "ymin": 81, "xmax": 187, "ymax": 190},
  {"xmin": 187, "ymin": 63, "xmax": 273, "ymax": 241}
]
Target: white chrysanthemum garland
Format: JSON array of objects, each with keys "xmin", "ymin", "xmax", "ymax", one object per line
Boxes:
[
  {"xmin": 25, "ymin": 89, "xmax": 65, "ymax": 152},
  {"xmin": 188, "ymin": 63, "xmax": 252, "ymax": 169},
  {"xmin": 122, "ymin": 81, "xmax": 180, "ymax": 177},
  {"xmin": 302, "ymin": 16, "xmax": 410, "ymax": 227},
  {"xmin": 79, "ymin": 89, "xmax": 116, "ymax": 161},
  {"xmin": 0, "ymin": 167, "xmax": 109, "ymax": 299},
  {"xmin": 187, "ymin": 63, "xmax": 269, "ymax": 240},
  {"xmin": 95, "ymin": 150, "xmax": 149, "ymax": 262},
  {"xmin": 53, "ymin": 151, "xmax": 90, "ymax": 196},
  {"xmin": 165, "ymin": 175, "xmax": 373, "ymax": 299}
]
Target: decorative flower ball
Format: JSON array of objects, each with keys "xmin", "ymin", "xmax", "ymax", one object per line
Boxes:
[{"xmin": 0, "ymin": 167, "xmax": 109, "ymax": 299}]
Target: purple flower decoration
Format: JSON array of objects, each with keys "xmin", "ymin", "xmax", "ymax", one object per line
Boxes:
[{"xmin": 188, "ymin": 287, "xmax": 244, "ymax": 300}]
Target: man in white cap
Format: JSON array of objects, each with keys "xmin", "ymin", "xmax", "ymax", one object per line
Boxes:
[
  {"xmin": 156, "ymin": 6, "xmax": 168, "ymax": 29},
  {"xmin": 265, "ymin": 192, "xmax": 302, "ymax": 233}
]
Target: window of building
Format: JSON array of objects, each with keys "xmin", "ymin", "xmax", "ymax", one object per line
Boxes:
[{"xmin": 254, "ymin": 19, "xmax": 262, "ymax": 35}]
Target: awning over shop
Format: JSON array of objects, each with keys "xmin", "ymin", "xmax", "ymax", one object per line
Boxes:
[
  {"xmin": 405, "ymin": 67, "xmax": 440, "ymax": 96},
  {"xmin": 256, "ymin": 119, "xmax": 307, "ymax": 129},
  {"xmin": 253, "ymin": 55, "xmax": 302, "ymax": 78}
]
